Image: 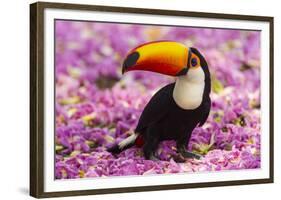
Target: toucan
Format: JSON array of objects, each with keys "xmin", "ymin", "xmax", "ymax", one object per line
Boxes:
[{"xmin": 108, "ymin": 41, "xmax": 211, "ymax": 161}]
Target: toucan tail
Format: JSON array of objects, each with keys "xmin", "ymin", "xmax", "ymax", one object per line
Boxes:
[{"xmin": 107, "ymin": 132, "xmax": 140, "ymax": 154}]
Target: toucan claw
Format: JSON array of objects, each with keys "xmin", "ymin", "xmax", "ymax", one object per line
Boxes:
[
  {"xmin": 172, "ymin": 152, "xmax": 202, "ymax": 163},
  {"xmin": 180, "ymin": 151, "xmax": 202, "ymax": 160},
  {"xmin": 177, "ymin": 145, "xmax": 202, "ymax": 161}
]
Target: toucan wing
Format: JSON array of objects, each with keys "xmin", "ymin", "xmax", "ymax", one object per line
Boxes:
[
  {"xmin": 198, "ymin": 97, "xmax": 211, "ymax": 126},
  {"xmin": 135, "ymin": 83, "xmax": 175, "ymax": 133}
]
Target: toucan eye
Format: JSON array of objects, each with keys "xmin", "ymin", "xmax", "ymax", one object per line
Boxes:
[{"xmin": 191, "ymin": 58, "xmax": 198, "ymax": 67}]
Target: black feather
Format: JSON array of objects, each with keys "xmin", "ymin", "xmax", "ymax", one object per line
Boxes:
[
  {"xmin": 198, "ymin": 97, "xmax": 211, "ymax": 126},
  {"xmin": 135, "ymin": 83, "xmax": 174, "ymax": 133}
]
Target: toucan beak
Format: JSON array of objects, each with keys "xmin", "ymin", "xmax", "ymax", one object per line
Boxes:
[{"xmin": 122, "ymin": 41, "xmax": 190, "ymax": 76}]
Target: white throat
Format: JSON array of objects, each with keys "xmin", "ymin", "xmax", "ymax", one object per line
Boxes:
[{"xmin": 173, "ymin": 67, "xmax": 205, "ymax": 110}]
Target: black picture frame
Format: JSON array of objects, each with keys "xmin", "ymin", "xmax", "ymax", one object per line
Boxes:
[{"xmin": 30, "ymin": 1, "xmax": 274, "ymax": 198}]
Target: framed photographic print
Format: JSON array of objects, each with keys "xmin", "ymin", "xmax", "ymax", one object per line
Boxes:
[{"xmin": 30, "ymin": 1, "xmax": 274, "ymax": 198}]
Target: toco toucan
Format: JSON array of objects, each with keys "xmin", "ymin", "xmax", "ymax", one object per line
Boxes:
[{"xmin": 108, "ymin": 41, "xmax": 211, "ymax": 161}]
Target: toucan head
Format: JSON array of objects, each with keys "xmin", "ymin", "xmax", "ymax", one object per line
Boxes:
[{"xmin": 122, "ymin": 41, "xmax": 209, "ymax": 78}]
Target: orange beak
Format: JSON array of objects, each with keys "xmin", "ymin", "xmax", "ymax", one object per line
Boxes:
[{"xmin": 122, "ymin": 41, "xmax": 190, "ymax": 76}]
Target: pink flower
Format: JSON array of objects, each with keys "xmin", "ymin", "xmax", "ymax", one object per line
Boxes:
[{"xmin": 55, "ymin": 20, "xmax": 261, "ymax": 179}]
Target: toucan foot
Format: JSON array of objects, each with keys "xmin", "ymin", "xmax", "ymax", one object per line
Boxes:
[
  {"xmin": 180, "ymin": 151, "xmax": 202, "ymax": 160},
  {"xmin": 144, "ymin": 151, "xmax": 159, "ymax": 161},
  {"xmin": 172, "ymin": 152, "xmax": 202, "ymax": 163},
  {"xmin": 148, "ymin": 154, "xmax": 159, "ymax": 161}
]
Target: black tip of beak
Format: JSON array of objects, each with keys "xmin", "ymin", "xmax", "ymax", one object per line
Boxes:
[
  {"xmin": 176, "ymin": 68, "xmax": 189, "ymax": 76},
  {"xmin": 122, "ymin": 51, "xmax": 140, "ymax": 74}
]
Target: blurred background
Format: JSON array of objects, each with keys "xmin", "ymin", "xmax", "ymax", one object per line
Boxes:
[{"xmin": 55, "ymin": 20, "xmax": 261, "ymax": 179}]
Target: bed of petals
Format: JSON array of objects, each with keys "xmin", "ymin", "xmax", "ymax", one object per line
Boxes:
[{"xmin": 55, "ymin": 21, "xmax": 261, "ymax": 179}]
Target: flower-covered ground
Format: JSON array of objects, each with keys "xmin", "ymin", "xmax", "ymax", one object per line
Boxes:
[{"xmin": 55, "ymin": 20, "xmax": 261, "ymax": 179}]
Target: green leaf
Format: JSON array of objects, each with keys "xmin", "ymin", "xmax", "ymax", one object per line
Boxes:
[
  {"xmin": 212, "ymin": 78, "xmax": 224, "ymax": 94},
  {"xmin": 55, "ymin": 145, "xmax": 64, "ymax": 152}
]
